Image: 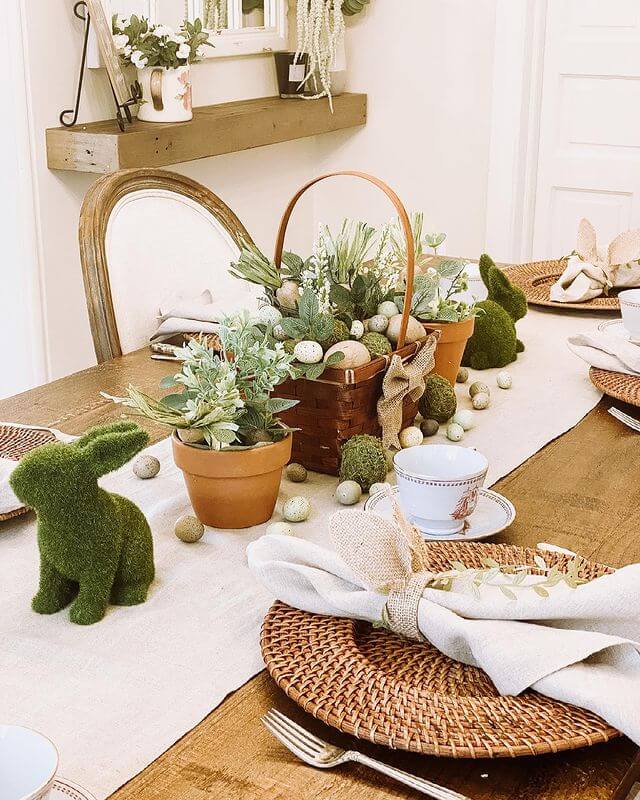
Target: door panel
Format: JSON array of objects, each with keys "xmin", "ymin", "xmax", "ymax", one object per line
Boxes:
[{"xmin": 532, "ymin": 1, "xmax": 640, "ymax": 259}]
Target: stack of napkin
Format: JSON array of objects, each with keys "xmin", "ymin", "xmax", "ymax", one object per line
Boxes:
[
  {"xmin": 550, "ymin": 219, "xmax": 640, "ymax": 303},
  {"xmin": 568, "ymin": 331, "xmax": 640, "ymax": 375},
  {"xmin": 248, "ymin": 508, "xmax": 640, "ymax": 745}
]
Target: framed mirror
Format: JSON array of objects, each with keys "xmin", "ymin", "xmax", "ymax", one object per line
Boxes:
[{"xmin": 95, "ymin": 0, "xmax": 287, "ymax": 60}]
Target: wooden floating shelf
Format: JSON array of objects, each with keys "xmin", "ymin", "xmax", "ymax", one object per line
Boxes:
[{"xmin": 46, "ymin": 93, "xmax": 367, "ymax": 174}]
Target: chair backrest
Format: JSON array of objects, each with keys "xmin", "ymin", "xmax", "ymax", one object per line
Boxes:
[{"xmin": 79, "ymin": 168, "xmax": 260, "ymax": 362}]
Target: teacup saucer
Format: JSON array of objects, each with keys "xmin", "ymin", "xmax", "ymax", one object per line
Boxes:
[
  {"xmin": 364, "ymin": 486, "xmax": 516, "ymax": 542},
  {"xmin": 51, "ymin": 777, "xmax": 97, "ymax": 800},
  {"xmin": 597, "ymin": 319, "xmax": 631, "ymax": 340}
]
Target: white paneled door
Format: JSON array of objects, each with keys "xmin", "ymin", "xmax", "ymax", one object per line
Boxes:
[{"xmin": 532, "ymin": 0, "xmax": 640, "ymax": 259}]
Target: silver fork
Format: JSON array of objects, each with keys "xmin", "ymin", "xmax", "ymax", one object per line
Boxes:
[
  {"xmin": 609, "ymin": 407, "xmax": 640, "ymax": 433},
  {"xmin": 262, "ymin": 708, "xmax": 472, "ymax": 800}
]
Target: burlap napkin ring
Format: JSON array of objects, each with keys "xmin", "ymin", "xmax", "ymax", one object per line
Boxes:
[{"xmin": 330, "ymin": 489, "xmax": 433, "ymax": 642}]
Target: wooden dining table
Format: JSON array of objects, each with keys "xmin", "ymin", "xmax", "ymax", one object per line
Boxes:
[{"xmin": 2, "ymin": 346, "xmax": 640, "ymax": 800}]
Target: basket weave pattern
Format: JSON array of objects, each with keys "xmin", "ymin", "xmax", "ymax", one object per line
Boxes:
[
  {"xmin": 504, "ymin": 261, "xmax": 620, "ymax": 311},
  {"xmin": 261, "ymin": 541, "xmax": 618, "ymax": 758},
  {"xmin": 0, "ymin": 425, "xmax": 56, "ymax": 522},
  {"xmin": 590, "ymin": 367, "xmax": 640, "ymax": 407}
]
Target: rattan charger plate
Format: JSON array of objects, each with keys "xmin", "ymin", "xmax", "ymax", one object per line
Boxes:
[
  {"xmin": 504, "ymin": 261, "xmax": 620, "ymax": 311},
  {"xmin": 590, "ymin": 367, "xmax": 640, "ymax": 407},
  {"xmin": 261, "ymin": 540, "xmax": 618, "ymax": 759},
  {"xmin": 0, "ymin": 425, "xmax": 56, "ymax": 522}
]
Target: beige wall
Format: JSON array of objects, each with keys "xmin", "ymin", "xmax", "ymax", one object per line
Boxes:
[{"xmin": 26, "ymin": 0, "xmax": 497, "ymax": 382}]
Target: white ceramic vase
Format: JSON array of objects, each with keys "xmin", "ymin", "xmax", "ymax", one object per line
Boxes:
[{"xmin": 137, "ymin": 65, "xmax": 193, "ymax": 123}]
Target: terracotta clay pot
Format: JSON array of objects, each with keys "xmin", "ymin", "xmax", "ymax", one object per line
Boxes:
[
  {"xmin": 422, "ymin": 318, "xmax": 475, "ymax": 385},
  {"xmin": 172, "ymin": 433, "xmax": 292, "ymax": 529}
]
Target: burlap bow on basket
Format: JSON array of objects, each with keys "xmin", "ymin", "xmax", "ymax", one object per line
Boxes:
[
  {"xmin": 550, "ymin": 219, "xmax": 640, "ymax": 303},
  {"xmin": 330, "ymin": 491, "xmax": 433, "ymax": 641},
  {"xmin": 376, "ymin": 331, "xmax": 440, "ymax": 450}
]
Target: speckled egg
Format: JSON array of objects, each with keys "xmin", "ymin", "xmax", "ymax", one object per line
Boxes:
[
  {"xmin": 350, "ymin": 320, "xmax": 365, "ymax": 339},
  {"xmin": 335, "ymin": 480, "xmax": 362, "ymax": 506},
  {"xmin": 256, "ymin": 305, "xmax": 283, "ymax": 326},
  {"xmin": 456, "ymin": 367, "xmax": 469, "ymax": 384},
  {"xmin": 177, "ymin": 428, "xmax": 206, "ymax": 444},
  {"xmin": 452, "ymin": 409, "xmax": 474, "ymax": 431},
  {"xmin": 399, "ymin": 426, "xmax": 424, "ymax": 448},
  {"xmin": 420, "ymin": 418, "xmax": 440, "ymax": 437},
  {"xmin": 369, "ymin": 481, "xmax": 391, "ymax": 495},
  {"xmin": 266, "ymin": 521, "xmax": 295, "ymax": 536},
  {"xmin": 286, "ymin": 463, "xmax": 308, "ymax": 483},
  {"xmin": 377, "ymin": 301, "xmax": 399, "ymax": 319},
  {"xmin": 283, "ymin": 496, "xmax": 312, "ymax": 522},
  {"xmin": 497, "ymin": 370, "xmax": 512, "ymax": 389},
  {"xmin": 469, "ymin": 381, "xmax": 490, "ymax": 399},
  {"xmin": 368, "ymin": 314, "xmax": 389, "ymax": 334},
  {"xmin": 293, "ymin": 340, "xmax": 324, "ymax": 364},
  {"xmin": 472, "ymin": 392, "xmax": 491, "ymax": 410},
  {"xmin": 446, "ymin": 422, "xmax": 465, "ymax": 442},
  {"xmin": 133, "ymin": 454, "xmax": 160, "ymax": 479},
  {"xmin": 175, "ymin": 515, "xmax": 204, "ymax": 543},
  {"xmin": 273, "ymin": 324, "xmax": 289, "ymax": 341}
]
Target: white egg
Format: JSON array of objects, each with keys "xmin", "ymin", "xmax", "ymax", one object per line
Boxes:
[
  {"xmin": 293, "ymin": 340, "xmax": 324, "ymax": 364},
  {"xmin": 497, "ymin": 371, "xmax": 512, "ymax": 389},
  {"xmin": 386, "ymin": 314, "xmax": 425, "ymax": 345},
  {"xmin": 350, "ymin": 320, "xmax": 365, "ymax": 339},
  {"xmin": 399, "ymin": 426, "xmax": 424, "ymax": 448},
  {"xmin": 377, "ymin": 301, "xmax": 400, "ymax": 319},
  {"xmin": 452, "ymin": 409, "xmax": 474, "ymax": 431},
  {"xmin": 446, "ymin": 422, "xmax": 465, "ymax": 442},
  {"xmin": 368, "ymin": 314, "xmax": 389, "ymax": 334},
  {"xmin": 335, "ymin": 480, "xmax": 362, "ymax": 506},
  {"xmin": 283, "ymin": 496, "xmax": 312, "ymax": 522},
  {"xmin": 369, "ymin": 481, "xmax": 392, "ymax": 495},
  {"xmin": 256, "ymin": 306, "xmax": 283, "ymax": 326},
  {"xmin": 266, "ymin": 521, "xmax": 295, "ymax": 536}
]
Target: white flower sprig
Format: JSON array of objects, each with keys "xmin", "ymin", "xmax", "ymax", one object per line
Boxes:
[{"xmin": 295, "ymin": 0, "xmax": 345, "ymax": 109}]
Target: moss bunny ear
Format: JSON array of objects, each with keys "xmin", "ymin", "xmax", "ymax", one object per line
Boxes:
[
  {"xmin": 75, "ymin": 421, "xmax": 140, "ymax": 450},
  {"xmin": 81, "ymin": 425, "xmax": 150, "ymax": 477},
  {"xmin": 478, "ymin": 254, "xmax": 496, "ymax": 289}
]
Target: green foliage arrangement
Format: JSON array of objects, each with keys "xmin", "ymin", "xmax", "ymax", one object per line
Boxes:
[
  {"xmin": 104, "ymin": 314, "xmax": 299, "ymax": 449},
  {"xmin": 419, "ymin": 374, "xmax": 457, "ymax": 423},
  {"xmin": 112, "ymin": 15, "xmax": 213, "ymax": 69},
  {"xmin": 461, "ymin": 255, "xmax": 528, "ymax": 370},
  {"xmin": 339, "ymin": 434, "xmax": 388, "ymax": 492},
  {"xmin": 9, "ymin": 422, "xmax": 155, "ymax": 626}
]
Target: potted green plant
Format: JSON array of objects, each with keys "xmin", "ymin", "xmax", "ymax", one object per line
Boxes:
[
  {"xmin": 391, "ymin": 215, "xmax": 478, "ymax": 384},
  {"xmin": 104, "ymin": 314, "xmax": 298, "ymax": 529},
  {"xmin": 112, "ymin": 15, "xmax": 214, "ymax": 122}
]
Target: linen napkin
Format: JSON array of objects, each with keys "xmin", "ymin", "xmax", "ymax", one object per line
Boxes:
[
  {"xmin": 567, "ymin": 331, "xmax": 640, "ymax": 375},
  {"xmin": 151, "ymin": 286, "xmax": 261, "ymax": 342},
  {"xmin": 247, "ymin": 520, "xmax": 640, "ymax": 745},
  {"xmin": 0, "ymin": 426, "xmax": 73, "ymax": 516},
  {"xmin": 550, "ymin": 219, "xmax": 640, "ymax": 303}
]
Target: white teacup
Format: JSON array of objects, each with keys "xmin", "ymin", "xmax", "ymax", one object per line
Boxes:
[
  {"xmin": 0, "ymin": 725, "xmax": 58, "ymax": 800},
  {"xmin": 619, "ymin": 289, "xmax": 640, "ymax": 344},
  {"xmin": 394, "ymin": 444, "xmax": 489, "ymax": 535}
]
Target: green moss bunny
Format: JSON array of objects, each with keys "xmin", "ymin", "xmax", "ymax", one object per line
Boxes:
[
  {"xmin": 10, "ymin": 421, "xmax": 155, "ymax": 626},
  {"xmin": 461, "ymin": 254, "xmax": 528, "ymax": 370}
]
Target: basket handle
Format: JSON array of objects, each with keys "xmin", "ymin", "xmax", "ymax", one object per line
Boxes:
[{"xmin": 274, "ymin": 171, "xmax": 415, "ymax": 350}]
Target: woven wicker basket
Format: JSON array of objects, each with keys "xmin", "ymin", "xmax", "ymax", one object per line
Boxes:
[{"xmin": 272, "ymin": 171, "xmax": 424, "ymax": 475}]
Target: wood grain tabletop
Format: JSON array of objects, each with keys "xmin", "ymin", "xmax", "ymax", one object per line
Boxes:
[{"xmin": 2, "ymin": 347, "xmax": 639, "ymax": 800}]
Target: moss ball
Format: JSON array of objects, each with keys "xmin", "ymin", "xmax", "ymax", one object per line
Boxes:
[
  {"xmin": 339, "ymin": 434, "xmax": 388, "ymax": 492},
  {"xmin": 360, "ymin": 331, "xmax": 392, "ymax": 358},
  {"xmin": 286, "ymin": 463, "xmax": 307, "ymax": 483},
  {"xmin": 283, "ymin": 339, "xmax": 301, "ymax": 355},
  {"xmin": 420, "ymin": 418, "xmax": 440, "ymax": 437},
  {"xmin": 418, "ymin": 374, "xmax": 457, "ymax": 423},
  {"xmin": 322, "ymin": 319, "xmax": 351, "ymax": 349}
]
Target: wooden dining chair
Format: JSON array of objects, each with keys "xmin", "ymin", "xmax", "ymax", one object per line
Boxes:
[{"xmin": 79, "ymin": 168, "xmax": 260, "ymax": 363}]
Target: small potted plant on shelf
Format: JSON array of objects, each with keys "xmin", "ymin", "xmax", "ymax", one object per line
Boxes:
[
  {"xmin": 391, "ymin": 215, "xmax": 478, "ymax": 384},
  {"xmin": 112, "ymin": 15, "xmax": 214, "ymax": 123},
  {"xmin": 104, "ymin": 314, "xmax": 297, "ymax": 529}
]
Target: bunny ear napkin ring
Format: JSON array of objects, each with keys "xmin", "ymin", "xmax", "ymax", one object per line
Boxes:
[{"xmin": 330, "ymin": 489, "xmax": 432, "ymax": 641}]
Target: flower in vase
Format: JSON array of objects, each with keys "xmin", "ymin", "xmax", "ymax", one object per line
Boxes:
[
  {"xmin": 131, "ymin": 50, "xmax": 148, "ymax": 69},
  {"xmin": 177, "ymin": 42, "xmax": 191, "ymax": 60},
  {"xmin": 152, "ymin": 24, "xmax": 174, "ymax": 38},
  {"xmin": 113, "ymin": 33, "xmax": 129, "ymax": 51}
]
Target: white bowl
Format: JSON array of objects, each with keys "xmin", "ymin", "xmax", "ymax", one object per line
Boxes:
[
  {"xmin": 394, "ymin": 444, "xmax": 489, "ymax": 535},
  {"xmin": 0, "ymin": 725, "xmax": 59, "ymax": 800},
  {"xmin": 619, "ymin": 289, "xmax": 640, "ymax": 343}
]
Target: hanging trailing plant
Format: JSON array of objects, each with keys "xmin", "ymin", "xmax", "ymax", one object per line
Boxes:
[{"xmin": 294, "ymin": 0, "xmax": 346, "ymax": 107}]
